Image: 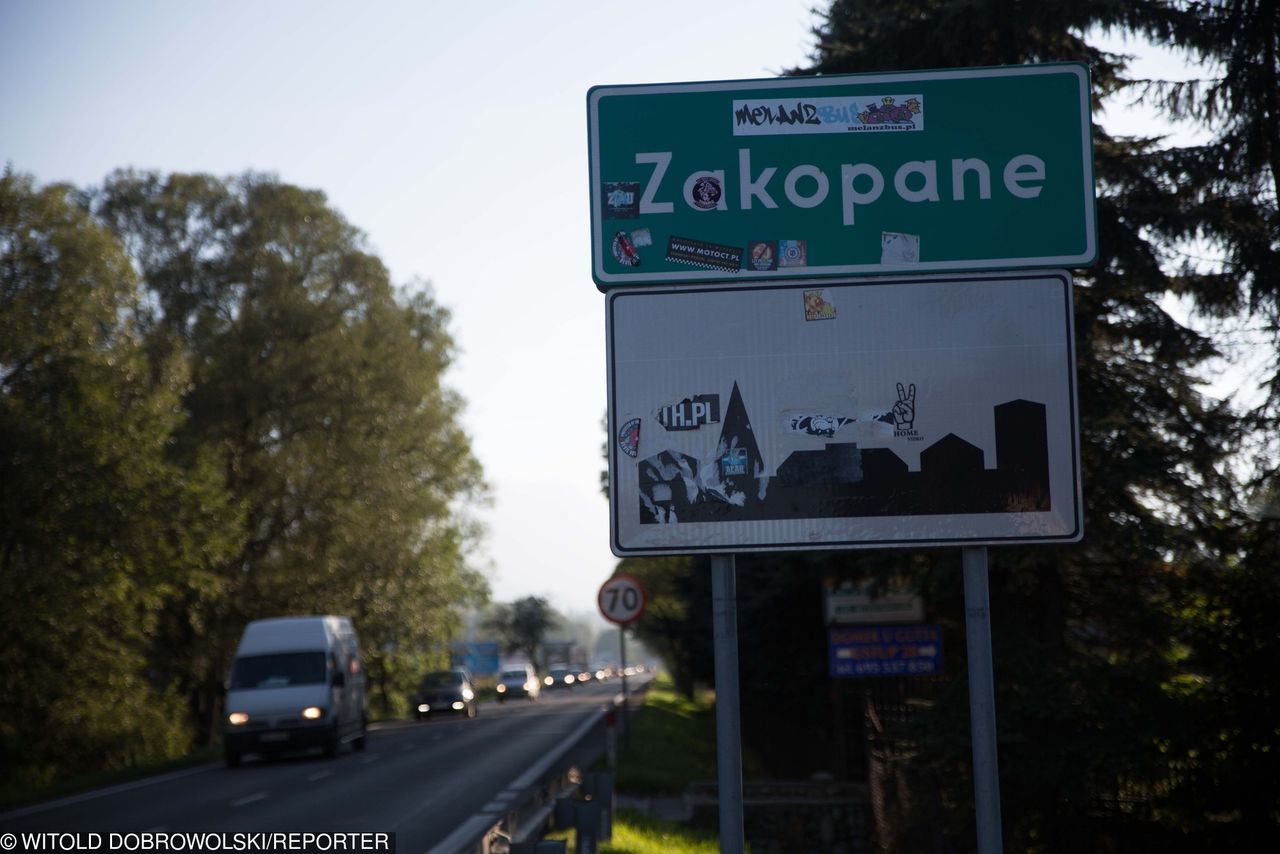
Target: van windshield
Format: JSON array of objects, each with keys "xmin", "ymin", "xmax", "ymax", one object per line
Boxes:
[{"xmin": 231, "ymin": 652, "xmax": 327, "ymax": 689}]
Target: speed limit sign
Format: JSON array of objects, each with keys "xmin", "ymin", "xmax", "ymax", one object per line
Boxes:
[{"xmin": 598, "ymin": 573, "xmax": 646, "ymax": 625}]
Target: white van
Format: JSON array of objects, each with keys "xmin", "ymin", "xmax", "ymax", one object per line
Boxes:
[{"xmin": 222, "ymin": 615, "xmax": 368, "ymax": 767}]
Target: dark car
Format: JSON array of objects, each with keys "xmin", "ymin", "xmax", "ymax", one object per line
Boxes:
[
  {"xmin": 413, "ymin": 669, "xmax": 477, "ymax": 720},
  {"xmin": 496, "ymin": 665, "xmax": 540, "ymax": 702},
  {"xmin": 544, "ymin": 666, "xmax": 577, "ymax": 690}
]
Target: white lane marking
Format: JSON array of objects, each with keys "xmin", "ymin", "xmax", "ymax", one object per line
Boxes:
[
  {"xmin": 510, "ymin": 709, "xmax": 606, "ymax": 790},
  {"xmin": 308, "ymin": 770, "xmax": 333, "ymax": 781},
  {"xmin": 424, "ymin": 707, "xmax": 609, "ymax": 854},
  {"xmin": 0, "ymin": 763, "xmax": 218, "ymax": 820},
  {"xmin": 361, "ymin": 753, "xmax": 382, "ymax": 764},
  {"xmin": 481, "ymin": 802, "xmax": 509, "ymax": 812},
  {"xmin": 231, "ymin": 791, "xmax": 267, "ymax": 807}
]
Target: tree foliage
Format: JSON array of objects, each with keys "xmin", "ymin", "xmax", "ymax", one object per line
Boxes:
[
  {"xmin": 0, "ymin": 171, "xmax": 241, "ymax": 789},
  {"xmin": 1, "ymin": 168, "xmax": 488, "ymax": 783},
  {"xmin": 484, "ymin": 596, "xmax": 558, "ymax": 671}
]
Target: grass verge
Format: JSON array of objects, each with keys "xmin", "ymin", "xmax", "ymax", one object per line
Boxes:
[
  {"xmin": 547, "ymin": 807, "xmax": 722, "ymax": 853},
  {"xmin": 614, "ymin": 673, "xmax": 761, "ymax": 794}
]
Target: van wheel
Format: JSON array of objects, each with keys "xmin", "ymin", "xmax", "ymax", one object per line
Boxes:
[
  {"xmin": 354, "ymin": 720, "xmax": 367, "ymax": 752},
  {"xmin": 323, "ymin": 730, "xmax": 339, "ymax": 758},
  {"xmin": 224, "ymin": 749, "xmax": 241, "ymax": 768}
]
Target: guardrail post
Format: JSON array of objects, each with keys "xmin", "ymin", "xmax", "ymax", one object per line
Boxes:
[
  {"xmin": 574, "ymin": 799, "xmax": 601, "ymax": 854},
  {"xmin": 511, "ymin": 842, "xmax": 567, "ymax": 853},
  {"xmin": 554, "ymin": 794, "xmax": 576, "ymax": 829},
  {"xmin": 590, "ymin": 772, "xmax": 614, "ymax": 841}
]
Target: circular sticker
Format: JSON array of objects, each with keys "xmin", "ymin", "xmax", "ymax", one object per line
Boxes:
[
  {"xmin": 617, "ymin": 417, "xmax": 641, "ymax": 458},
  {"xmin": 689, "ymin": 176, "xmax": 722, "ymax": 210},
  {"xmin": 611, "ymin": 231, "xmax": 640, "ymax": 266}
]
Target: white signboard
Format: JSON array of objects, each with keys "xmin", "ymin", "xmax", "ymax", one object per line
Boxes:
[{"xmin": 606, "ymin": 271, "xmax": 1082, "ymax": 555}]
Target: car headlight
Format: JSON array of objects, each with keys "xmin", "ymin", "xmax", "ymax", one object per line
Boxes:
[
  {"xmin": 544, "ymin": 676, "xmax": 553, "ymax": 686},
  {"xmin": 451, "ymin": 701, "xmax": 465, "ymax": 711},
  {"xmin": 301, "ymin": 706, "xmax": 324, "ymax": 720},
  {"xmin": 227, "ymin": 712, "xmax": 249, "ymax": 726},
  {"xmin": 417, "ymin": 703, "xmax": 430, "ymax": 713},
  {"xmin": 496, "ymin": 683, "xmax": 506, "ymax": 693},
  {"xmin": 462, "ymin": 688, "xmax": 474, "ymax": 701},
  {"xmin": 564, "ymin": 674, "xmax": 575, "ymax": 684},
  {"xmin": 525, "ymin": 682, "xmax": 535, "ymax": 691}
]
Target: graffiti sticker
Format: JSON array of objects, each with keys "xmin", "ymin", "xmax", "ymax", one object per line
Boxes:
[
  {"xmin": 804, "ymin": 289, "xmax": 837, "ymax": 321},
  {"xmin": 656, "ymin": 395, "xmax": 720, "ymax": 431}
]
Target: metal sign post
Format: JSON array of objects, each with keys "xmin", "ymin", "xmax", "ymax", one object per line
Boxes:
[
  {"xmin": 619, "ymin": 627, "xmax": 629, "ymax": 742},
  {"xmin": 963, "ymin": 546, "xmax": 1003, "ymax": 854},
  {"xmin": 711, "ymin": 554, "xmax": 745, "ymax": 853}
]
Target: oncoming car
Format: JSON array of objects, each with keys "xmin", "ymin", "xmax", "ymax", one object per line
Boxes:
[
  {"xmin": 495, "ymin": 665, "xmax": 540, "ymax": 702},
  {"xmin": 544, "ymin": 666, "xmax": 577, "ymax": 690},
  {"xmin": 413, "ymin": 669, "xmax": 477, "ymax": 720},
  {"xmin": 222, "ymin": 615, "xmax": 367, "ymax": 767}
]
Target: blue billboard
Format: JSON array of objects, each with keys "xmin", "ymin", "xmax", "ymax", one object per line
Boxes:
[
  {"xmin": 829, "ymin": 624, "xmax": 943, "ymax": 678},
  {"xmin": 452, "ymin": 641, "xmax": 501, "ymax": 676}
]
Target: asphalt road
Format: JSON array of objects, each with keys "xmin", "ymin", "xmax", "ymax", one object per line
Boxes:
[{"xmin": 0, "ymin": 678, "xmax": 632, "ymax": 853}]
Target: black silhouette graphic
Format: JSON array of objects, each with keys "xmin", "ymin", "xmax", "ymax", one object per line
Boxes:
[{"xmin": 639, "ymin": 386, "xmax": 1052, "ymax": 524}]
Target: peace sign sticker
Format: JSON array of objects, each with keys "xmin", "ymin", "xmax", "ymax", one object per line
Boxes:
[{"xmin": 598, "ymin": 574, "xmax": 647, "ymax": 625}]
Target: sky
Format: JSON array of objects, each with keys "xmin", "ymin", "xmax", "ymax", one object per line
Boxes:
[
  {"xmin": 1, "ymin": 2, "xmax": 1211, "ymax": 622},
  {"xmin": 0, "ymin": 0, "xmax": 824, "ymax": 620}
]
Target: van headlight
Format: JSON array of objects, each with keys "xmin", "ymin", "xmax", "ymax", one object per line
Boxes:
[
  {"xmin": 301, "ymin": 706, "xmax": 325, "ymax": 720},
  {"xmin": 496, "ymin": 684, "xmax": 506, "ymax": 693},
  {"xmin": 544, "ymin": 676, "xmax": 553, "ymax": 686},
  {"xmin": 228, "ymin": 712, "xmax": 249, "ymax": 726}
]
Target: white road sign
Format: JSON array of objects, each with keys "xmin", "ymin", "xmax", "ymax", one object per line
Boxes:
[
  {"xmin": 598, "ymin": 574, "xmax": 647, "ymax": 625},
  {"xmin": 606, "ymin": 271, "xmax": 1082, "ymax": 554}
]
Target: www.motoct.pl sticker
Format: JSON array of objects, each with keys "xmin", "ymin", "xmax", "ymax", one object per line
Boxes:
[{"xmin": 665, "ymin": 236, "xmax": 742, "ymax": 273}]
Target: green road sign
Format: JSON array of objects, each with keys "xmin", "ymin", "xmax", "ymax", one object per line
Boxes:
[{"xmin": 588, "ymin": 63, "xmax": 1096, "ymax": 289}]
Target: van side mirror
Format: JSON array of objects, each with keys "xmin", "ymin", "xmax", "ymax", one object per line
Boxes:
[{"xmin": 332, "ymin": 670, "xmax": 346, "ymax": 687}]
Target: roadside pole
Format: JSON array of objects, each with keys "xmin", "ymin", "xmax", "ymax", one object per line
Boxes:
[
  {"xmin": 963, "ymin": 546, "xmax": 1004, "ymax": 854},
  {"xmin": 619, "ymin": 627, "xmax": 629, "ymax": 744},
  {"xmin": 711, "ymin": 554, "xmax": 745, "ymax": 853},
  {"xmin": 598, "ymin": 574, "xmax": 646, "ymax": 751}
]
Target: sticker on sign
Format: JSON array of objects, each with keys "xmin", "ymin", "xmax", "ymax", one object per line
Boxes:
[{"xmin": 598, "ymin": 574, "xmax": 647, "ymax": 625}]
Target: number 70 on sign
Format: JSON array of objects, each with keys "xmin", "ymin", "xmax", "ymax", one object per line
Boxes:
[{"xmin": 598, "ymin": 574, "xmax": 647, "ymax": 625}]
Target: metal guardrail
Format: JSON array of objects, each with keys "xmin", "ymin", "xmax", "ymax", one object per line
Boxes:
[{"xmin": 427, "ymin": 680, "xmax": 650, "ymax": 854}]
